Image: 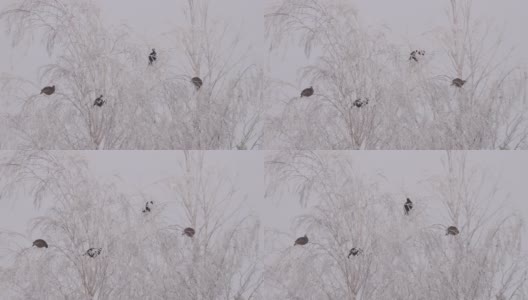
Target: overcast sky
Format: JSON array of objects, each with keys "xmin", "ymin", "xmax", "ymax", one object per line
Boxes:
[
  {"xmin": 0, "ymin": 0, "xmax": 264, "ymax": 83},
  {"xmin": 1, "ymin": 150, "xmax": 527, "ymax": 256},
  {"xmin": 0, "ymin": 0, "xmax": 527, "ymax": 260},
  {"xmin": 3, "ymin": 0, "xmax": 526, "ymax": 82},
  {"xmin": 267, "ymin": 0, "xmax": 528, "ymax": 89}
]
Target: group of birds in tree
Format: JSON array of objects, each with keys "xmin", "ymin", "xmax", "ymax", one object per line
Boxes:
[
  {"xmin": 292, "ymin": 197, "xmax": 460, "ymax": 259},
  {"xmin": 37, "ymin": 49, "xmax": 203, "ymax": 108},
  {"xmin": 148, "ymin": 48, "xmax": 203, "ymax": 90},
  {"xmin": 299, "ymin": 87, "xmax": 368, "ymax": 109},
  {"xmin": 141, "ymin": 201, "xmax": 196, "ymax": 238},
  {"xmin": 404, "ymin": 198, "xmax": 460, "ymax": 236},
  {"xmin": 297, "ymin": 48, "xmax": 467, "ymax": 105},
  {"xmin": 31, "ymin": 202, "xmax": 197, "ymax": 254},
  {"xmin": 294, "ymin": 234, "xmax": 364, "ymax": 259},
  {"xmin": 32, "ymin": 239, "xmax": 102, "ymax": 258},
  {"xmin": 408, "ymin": 49, "xmax": 467, "ymax": 88}
]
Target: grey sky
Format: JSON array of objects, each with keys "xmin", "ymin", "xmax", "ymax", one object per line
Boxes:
[
  {"xmin": 268, "ymin": 0, "xmax": 528, "ymax": 87},
  {"xmin": 0, "ymin": 0, "xmax": 527, "ymax": 261},
  {"xmin": 1, "ymin": 151, "xmax": 527, "ymax": 254},
  {"xmin": 264, "ymin": 151, "xmax": 528, "ymax": 253},
  {"xmin": 0, "ymin": 0, "xmax": 264, "ymax": 83},
  {"xmin": 0, "ymin": 151, "xmax": 264, "ymax": 240}
]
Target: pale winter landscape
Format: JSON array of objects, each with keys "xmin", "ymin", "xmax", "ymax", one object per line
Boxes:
[
  {"xmin": 0, "ymin": 0, "xmax": 528, "ymax": 299},
  {"xmin": 0, "ymin": 151, "xmax": 527, "ymax": 299},
  {"xmin": 0, "ymin": 0, "xmax": 266, "ymax": 150},
  {"xmin": 265, "ymin": 0, "xmax": 528, "ymax": 149},
  {"xmin": 0, "ymin": 0, "xmax": 527, "ymax": 150}
]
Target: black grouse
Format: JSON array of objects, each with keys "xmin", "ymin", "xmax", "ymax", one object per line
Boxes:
[
  {"xmin": 93, "ymin": 95, "xmax": 105, "ymax": 107},
  {"xmin": 294, "ymin": 234, "xmax": 309, "ymax": 246},
  {"xmin": 446, "ymin": 226, "xmax": 460, "ymax": 236},
  {"xmin": 142, "ymin": 201, "xmax": 154, "ymax": 213},
  {"xmin": 404, "ymin": 198, "xmax": 413, "ymax": 215},
  {"xmin": 40, "ymin": 86, "xmax": 55, "ymax": 95},
  {"xmin": 409, "ymin": 50, "xmax": 425, "ymax": 62},
  {"xmin": 348, "ymin": 247, "xmax": 363, "ymax": 258},
  {"xmin": 300, "ymin": 87, "xmax": 314, "ymax": 98},
  {"xmin": 353, "ymin": 98, "xmax": 369, "ymax": 108},
  {"xmin": 451, "ymin": 78, "xmax": 466, "ymax": 88},
  {"xmin": 33, "ymin": 239, "xmax": 48, "ymax": 248},
  {"xmin": 148, "ymin": 49, "xmax": 157, "ymax": 65},
  {"xmin": 183, "ymin": 227, "xmax": 196, "ymax": 238},
  {"xmin": 84, "ymin": 248, "xmax": 102, "ymax": 258},
  {"xmin": 191, "ymin": 77, "xmax": 203, "ymax": 90}
]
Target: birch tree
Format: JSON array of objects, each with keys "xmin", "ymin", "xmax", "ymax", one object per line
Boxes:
[
  {"xmin": 264, "ymin": 151, "xmax": 527, "ymax": 299},
  {"xmin": 265, "ymin": 0, "xmax": 528, "ymax": 149},
  {"xmin": 0, "ymin": 0, "xmax": 265, "ymax": 150},
  {"xmin": 0, "ymin": 151, "xmax": 264, "ymax": 299}
]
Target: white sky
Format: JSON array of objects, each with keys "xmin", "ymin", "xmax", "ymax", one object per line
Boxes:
[
  {"xmin": 1, "ymin": 151, "xmax": 527, "ymax": 255},
  {"xmin": 0, "ymin": 151, "xmax": 263, "ymax": 238},
  {"xmin": 268, "ymin": 0, "xmax": 528, "ymax": 89},
  {"xmin": 3, "ymin": 0, "xmax": 524, "ymax": 81},
  {"xmin": 0, "ymin": 0, "xmax": 264, "ymax": 83},
  {"xmin": 0, "ymin": 0, "xmax": 527, "ymax": 258},
  {"xmin": 263, "ymin": 151, "xmax": 528, "ymax": 253}
]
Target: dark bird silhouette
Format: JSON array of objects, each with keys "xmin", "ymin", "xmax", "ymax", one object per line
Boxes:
[
  {"xmin": 148, "ymin": 49, "xmax": 157, "ymax": 65},
  {"xmin": 446, "ymin": 226, "xmax": 460, "ymax": 236},
  {"xmin": 404, "ymin": 198, "xmax": 413, "ymax": 215},
  {"xmin": 294, "ymin": 234, "xmax": 309, "ymax": 246},
  {"xmin": 300, "ymin": 87, "xmax": 314, "ymax": 98},
  {"xmin": 353, "ymin": 98, "xmax": 369, "ymax": 108},
  {"xmin": 451, "ymin": 78, "xmax": 466, "ymax": 88},
  {"xmin": 183, "ymin": 227, "xmax": 195, "ymax": 238},
  {"xmin": 84, "ymin": 248, "xmax": 102, "ymax": 258},
  {"xmin": 142, "ymin": 201, "xmax": 154, "ymax": 213},
  {"xmin": 40, "ymin": 85, "xmax": 55, "ymax": 96},
  {"xmin": 191, "ymin": 77, "xmax": 203, "ymax": 90},
  {"xmin": 409, "ymin": 50, "xmax": 425, "ymax": 62},
  {"xmin": 348, "ymin": 247, "xmax": 363, "ymax": 258},
  {"xmin": 32, "ymin": 239, "xmax": 48, "ymax": 248},
  {"xmin": 93, "ymin": 95, "xmax": 105, "ymax": 107}
]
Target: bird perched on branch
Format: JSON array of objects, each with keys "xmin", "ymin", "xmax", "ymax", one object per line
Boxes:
[
  {"xmin": 451, "ymin": 78, "xmax": 466, "ymax": 88},
  {"xmin": 93, "ymin": 95, "xmax": 105, "ymax": 107},
  {"xmin": 409, "ymin": 50, "xmax": 425, "ymax": 62},
  {"xmin": 404, "ymin": 198, "xmax": 413, "ymax": 215},
  {"xmin": 183, "ymin": 227, "xmax": 195, "ymax": 238},
  {"xmin": 353, "ymin": 98, "xmax": 369, "ymax": 108},
  {"xmin": 191, "ymin": 77, "xmax": 203, "ymax": 90},
  {"xmin": 446, "ymin": 226, "xmax": 460, "ymax": 236},
  {"xmin": 300, "ymin": 87, "xmax": 314, "ymax": 98},
  {"xmin": 348, "ymin": 247, "xmax": 363, "ymax": 258},
  {"xmin": 294, "ymin": 234, "xmax": 309, "ymax": 246},
  {"xmin": 40, "ymin": 85, "xmax": 55, "ymax": 96},
  {"xmin": 142, "ymin": 201, "xmax": 154, "ymax": 213},
  {"xmin": 32, "ymin": 239, "xmax": 48, "ymax": 248},
  {"xmin": 84, "ymin": 248, "xmax": 102, "ymax": 258},
  {"xmin": 148, "ymin": 49, "xmax": 157, "ymax": 65}
]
